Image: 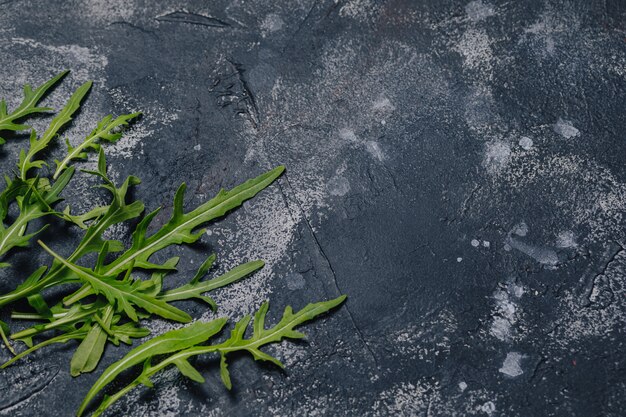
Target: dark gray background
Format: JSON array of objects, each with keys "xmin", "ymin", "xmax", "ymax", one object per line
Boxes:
[{"xmin": 1, "ymin": 0, "xmax": 626, "ymax": 416}]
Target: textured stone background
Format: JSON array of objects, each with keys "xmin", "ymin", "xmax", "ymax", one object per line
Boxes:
[{"xmin": 1, "ymin": 0, "xmax": 626, "ymax": 416}]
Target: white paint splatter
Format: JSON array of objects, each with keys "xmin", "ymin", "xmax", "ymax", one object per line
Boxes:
[
  {"xmin": 327, "ymin": 175, "xmax": 351, "ymax": 196},
  {"xmin": 483, "ymin": 141, "xmax": 511, "ymax": 174},
  {"xmin": 519, "ymin": 136, "xmax": 533, "ymax": 150},
  {"xmin": 285, "ymin": 272, "xmax": 306, "ymax": 290},
  {"xmin": 79, "ymin": 0, "xmax": 138, "ymax": 24},
  {"xmin": 508, "ymin": 281, "xmax": 525, "ymax": 298},
  {"xmin": 490, "ymin": 283, "xmax": 523, "ymax": 342},
  {"xmin": 465, "ymin": 1, "xmax": 496, "ymax": 22},
  {"xmin": 454, "ymin": 28, "xmax": 493, "ymax": 73},
  {"xmin": 7, "ymin": 37, "xmax": 108, "ymax": 83},
  {"xmin": 521, "ymin": 6, "xmax": 577, "ymax": 56},
  {"xmin": 511, "ymin": 221, "xmax": 528, "ymax": 237},
  {"xmin": 555, "ymin": 230, "xmax": 577, "ymax": 248},
  {"xmin": 260, "ymin": 13, "xmax": 284, "ymax": 37},
  {"xmin": 339, "ymin": 128, "xmax": 358, "ymax": 142},
  {"xmin": 372, "ymin": 382, "xmax": 435, "ymax": 416},
  {"xmin": 372, "ymin": 96, "xmax": 395, "ymax": 111},
  {"xmin": 366, "ymin": 141, "xmax": 385, "ymax": 161},
  {"xmin": 507, "ymin": 237, "xmax": 559, "ymax": 266},
  {"xmin": 506, "ymin": 222, "xmax": 558, "ymax": 267},
  {"xmin": 499, "ymin": 352, "xmax": 525, "ymax": 377},
  {"xmin": 339, "ymin": 0, "xmax": 378, "ymax": 23},
  {"xmin": 480, "ymin": 401, "xmax": 496, "ymax": 415},
  {"xmin": 553, "ymin": 118, "xmax": 580, "ymax": 138},
  {"xmin": 106, "ymin": 88, "xmax": 180, "ymax": 159}
]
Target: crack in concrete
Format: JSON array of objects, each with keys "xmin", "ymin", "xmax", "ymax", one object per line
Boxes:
[
  {"xmin": 580, "ymin": 243, "xmax": 623, "ymax": 307},
  {"xmin": 278, "ymin": 172, "xmax": 380, "ymax": 369},
  {"xmin": 0, "ymin": 365, "xmax": 59, "ymax": 411}
]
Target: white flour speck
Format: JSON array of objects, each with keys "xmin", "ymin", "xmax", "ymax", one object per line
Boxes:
[
  {"xmin": 519, "ymin": 136, "xmax": 533, "ymax": 150},
  {"xmin": 553, "ymin": 118, "xmax": 580, "ymax": 138},
  {"xmin": 465, "ymin": 1, "xmax": 496, "ymax": 21},
  {"xmin": 499, "ymin": 352, "xmax": 525, "ymax": 377}
]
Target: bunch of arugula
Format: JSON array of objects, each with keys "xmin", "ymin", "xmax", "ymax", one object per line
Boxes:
[{"xmin": 0, "ymin": 71, "xmax": 345, "ymax": 416}]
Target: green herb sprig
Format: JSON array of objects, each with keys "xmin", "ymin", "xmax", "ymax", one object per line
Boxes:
[
  {"xmin": 79, "ymin": 296, "xmax": 346, "ymax": 417},
  {"xmin": 0, "ymin": 71, "xmax": 346, "ymax": 416}
]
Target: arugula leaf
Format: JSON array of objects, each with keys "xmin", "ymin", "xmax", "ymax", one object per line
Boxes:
[
  {"xmin": 1, "ymin": 327, "xmax": 89, "ymax": 369},
  {"xmin": 79, "ymin": 296, "xmax": 346, "ymax": 417},
  {"xmin": 70, "ymin": 305, "xmax": 115, "ymax": 376},
  {"xmin": 109, "ymin": 165, "xmax": 285, "ymax": 272},
  {"xmin": 107, "ymin": 321, "xmax": 151, "ymax": 346},
  {"xmin": 38, "ymin": 241, "xmax": 192, "ymax": 323},
  {"xmin": 3, "ymin": 256, "xmax": 261, "ymax": 374},
  {"xmin": 0, "ymin": 70, "xmax": 68, "ymax": 143},
  {"xmin": 64, "ymin": 165, "xmax": 284, "ymax": 304},
  {"xmin": 0, "ymin": 151, "xmax": 142, "ymax": 307},
  {"xmin": 18, "ymin": 80, "xmax": 92, "ymax": 179},
  {"xmin": 77, "ymin": 319, "xmax": 229, "ymax": 416},
  {"xmin": 0, "ymin": 77, "xmax": 107, "ymax": 268},
  {"xmin": 0, "ymin": 319, "xmax": 16, "ymax": 355},
  {"xmin": 159, "ymin": 258, "xmax": 265, "ymax": 309},
  {"xmin": 53, "ymin": 112, "xmax": 141, "ymax": 179},
  {"xmin": 0, "ymin": 71, "xmax": 345, "ymax": 417},
  {"xmin": 0, "ymin": 168, "xmax": 74, "ymax": 262}
]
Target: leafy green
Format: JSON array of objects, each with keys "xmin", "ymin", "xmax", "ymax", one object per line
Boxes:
[
  {"xmin": 0, "ymin": 169, "xmax": 74, "ymax": 262},
  {"xmin": 159, "ymin": 258, "xmax": 265, "ymax": 308},
  {"xmin": 0, "ymin": 76, "xmax": 95, "ymax": 267},
  {"xmin": 79, "ymin": 295, "xmax": 346, "ymax": 417},
  {"xmin": 70, "ymin": 306, "xmax": 114, "ymax": 376},
  {"xmin": 53, "ymin": 112, "xmax": 141, "ymax": 179},
  {"xmin": 2, "ymin": 328, "xmax": 89, "ymax": 369},
  {"xmin": 0, "ymin": 70, "xmax": 345, "ymax": 417},
  {"xmin": 18, "ymin": 80, "xmax": 92, "ymax": 179},
  {"xmin": 0, "ymin": 70, "xmax": 68, "ymax": 143},
  {"xmin": 2, "ymin": 253, "xmax": 265, "ymax": 374},
  {"xmin": 39, "ymin": 240, "xmax": 192, "ymax": 323},
  {"xmin": 61, "ymin": 163, "xmax": 284, "ymax": 304},
  {"xmin": 0, "ymin": 320, "xmax": 15, "ymax": 355}
]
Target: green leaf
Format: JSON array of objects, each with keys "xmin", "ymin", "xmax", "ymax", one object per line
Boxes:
[
  {"xmin": 10, "ymin": 302, "xmax": 100, "ymax": 342},
  {"xmin": 0, "ymin": 169, "xmax": 75, "ymax": 262},
  {"xmin": 26, "ymin": 293, "xmax": 52, "ymax": 319},
  {"xmin": 191, "ymin": 253, "xmax": 216, "ymax": 284},
  {"xmin": 159, "ymin": 259, "xmax": 264, "ymax": 309},
  {"xmin": 0, "ymin": 151, "xmax": 143, "ymax": 308},
  {"xmin": 105, "ymin": 165, "xmax": 285, "ymax": 274},
  {"xmin": 39, "ymin": 241, "xmax": 191, "ymax": 323},
  {"xmin": 18, "ymin": 80, "xmax": 92, "ymax": 179},
  {"xmin": 172, "ymin": 358, "xmax": 205, "ymax": 383},
  {"xmin": 64, "ymin": 165, "xmax": 283, "ymax": 304},
  {"xmin": 0, "ymin": 319, "xmax": 16, "ymax": 355},
  {"xmin": 77, "ymin": 319, "xmax": 228, "ymax": 416},
  {"xmin": 138, "ymin": 257, "xmax": 180, "ymax": 297},
  {"xmin": 81, "ymin": 296, "xmax": 346, "ymax": 417},
  {"xmin": 53, "ymin": 112, "xmax": 141, "ymax": 179},
  {"xmin": 1, "ymin": 327, "xmax": 89, "ymax": 369},
  {"xmin": 0, "ymin": 70, "xmax": 68, "ymax": 142},
  {"xmin": 219, "ymin": 353, "xmax": 231, "ymax": 390},
  {"xmin": 70, "ymin": 305, "xmax": 115, "ymax": 376},
  {"xmin": 108, "ymin": 321, "xmax": 150, "ymax": 346}
]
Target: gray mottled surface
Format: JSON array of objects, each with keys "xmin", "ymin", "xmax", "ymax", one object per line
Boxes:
[{"xmin": 1, "ymin": 0, "xmax": 626, "ymax": 416}]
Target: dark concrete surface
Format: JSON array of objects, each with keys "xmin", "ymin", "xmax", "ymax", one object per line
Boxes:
[{"xmin": 1, "ymin": 0, "xmax": 626, "ymax": 416}]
